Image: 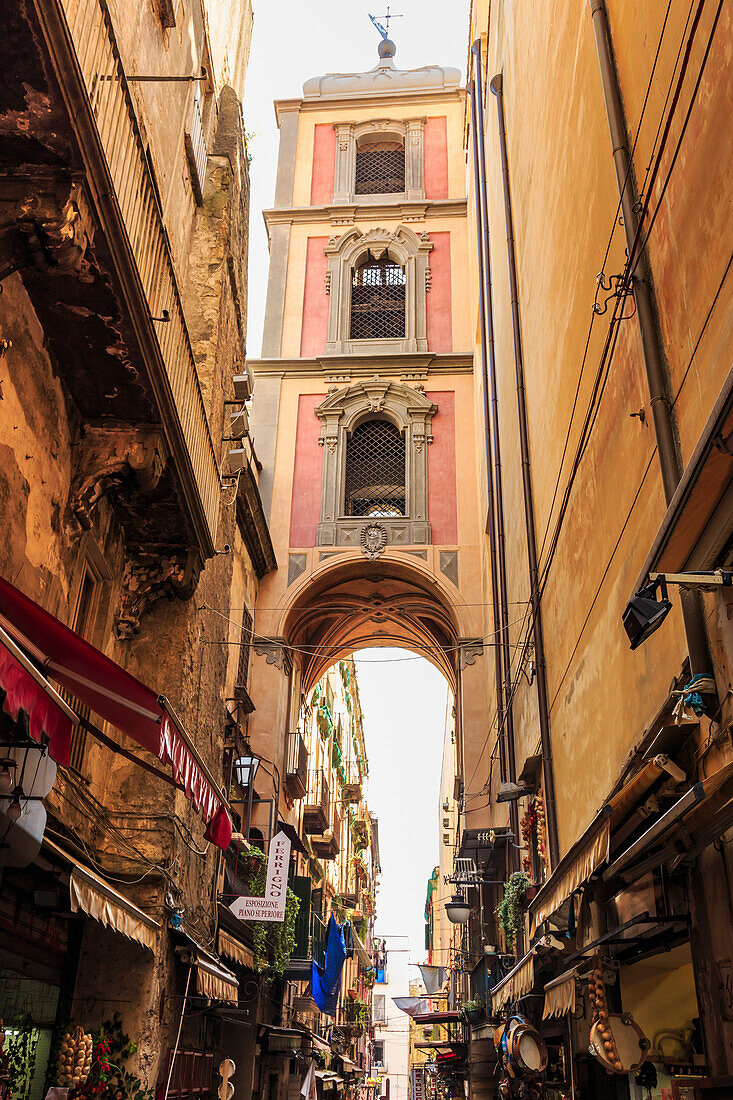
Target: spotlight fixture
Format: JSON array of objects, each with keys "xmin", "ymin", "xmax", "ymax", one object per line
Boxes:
[
  {"xmin": 624, "ymin": 571, "xmax": 733, "ymax": 651},
  {"xmin": 622, "ymin": 575, "xmax": 672, "ymax": 650},
  {"xmin": 496, "ymin": 780, "xmax": 535, "ymax": 803},
  {"xmin": 445, "ymin": 894, "xmax": 472, "ymax": 925},
  {"xmin": 233, "ymin": 755, "xmax": 260, "ymax": 791}
]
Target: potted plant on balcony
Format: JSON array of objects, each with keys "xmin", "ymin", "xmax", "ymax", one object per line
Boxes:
[
  {"xmin": 351, "ymin": 818, "xmax": 369, "ymax": 850},
  {"xmin": 460, "ymin": 999, "xmax": 486, "ymax": 1026},
  {"xmin": 495, "ymin": 871, "xmax": 530, "ymax": 951}
]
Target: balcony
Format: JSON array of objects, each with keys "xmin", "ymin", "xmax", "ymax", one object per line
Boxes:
[
  {"xmin": 1, "ymin": 1, "xmax": 233, "ymax": 625},
  {"xmin": 285, "ymin": 731, "xmax": 308, "ymax": 799},
  {"xmin": 311, "ymin": 802, "xmax": 341, "ymax": 861},
  {"xmin": 303, "ymin": 771, "xmax": 330, "ymax": 834},
  {"xmin": 286, "ymin": 912, "xmax": 327, "ymax": 980}
]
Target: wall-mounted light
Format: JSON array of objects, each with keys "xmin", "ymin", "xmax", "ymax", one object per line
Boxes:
[
  {"xmin": 445, "ymin": 894, "xmax": 471, "ymax": 925},
  {"xmin": 624, "ymin": 571, "xmax": 732, "ymax": 650},
  {"xmin": 496, "ymin": 780, "xmax": 535, "ymax": 803}
]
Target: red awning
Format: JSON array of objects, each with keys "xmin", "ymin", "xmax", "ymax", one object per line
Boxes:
[
  {"xmin": 0, "ymin": 577, "xmax": 231, "ymax": 850},
  {"xmin": 0, "ymin": 627, "xmax": 78, "ymax": 765},
  {"xmin": 412, "ymin": 1012, "xmax": 462, "ymax": 1024}
]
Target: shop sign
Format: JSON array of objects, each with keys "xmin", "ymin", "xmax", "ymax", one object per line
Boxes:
[{"xmin": 229, "ymin": 830, "xmax": 291, "ymax": 922}]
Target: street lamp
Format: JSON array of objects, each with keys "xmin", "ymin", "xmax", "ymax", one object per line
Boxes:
[
  {"xmin": 445, "ymin": 894, "xmax": 471, "ymax": 925},
  {"xmin": 233, "ymin": 755, "xmax": 260, "ymax": 790},
  {"xmin": 496, "ymin": 780, "xmax": 535, "ymax": 803}
]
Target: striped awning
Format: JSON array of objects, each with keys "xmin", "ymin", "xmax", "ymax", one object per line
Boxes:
[
  {"xmin": 530, "ymin": 818, "xmax": 610, "ymax": 936},
  {"xmin": 218, "ymin": 928, "xmax": 254, "ymax": 970},
  {"xmin": 542, "ymin": 968, "xmax": 578, "ymax": 1019},
  {"xmin": 490, "ymin": 949, "xmax": 535, "ymax": 1012},
  {"xmin": 193, "ymin": 951, "xmax": 239, "ymax": 1004}
]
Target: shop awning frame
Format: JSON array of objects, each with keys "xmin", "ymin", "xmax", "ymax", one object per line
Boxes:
[
  {"xmin": 44, "ymin": 837, "xmax": 160, "ymax": 952},
  {"xmin": 542, "ymin": 967, "xmax": 579, "ymax": 1020},
  {"xmin": 0, "ymin": 626, "xmax": 78, "ymax": 765},
  {"xmin": 0, "ymin": 577, "xmax": 231, "ymax": 849},
  {"xmin": 529, "ymin": 809, "xmax": 611, "ymax": 936},
  {"xmin": 632, "ymin": 362, "xmax": 733, "ymax": 587},
  {"xmin": 190, "ymin": 949, "xmax": 239, "ymax": 1004}
]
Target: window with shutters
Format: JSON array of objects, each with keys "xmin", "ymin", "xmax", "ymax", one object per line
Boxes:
[
  {"xmin": 355, "ymin": 139, "xmax": 405, "ymax": 195},
  {"xmin": 350, "ymin": 252, "xmax": 406, "ymax": 341},
  {"xmin": 344, "ymin": 421, "xmax": 406, "ymax": 518}
]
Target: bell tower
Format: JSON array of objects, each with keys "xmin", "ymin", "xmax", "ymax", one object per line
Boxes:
[{"xmin": 248, "ymin": 35, "xmax": 494, "ymax": 830}]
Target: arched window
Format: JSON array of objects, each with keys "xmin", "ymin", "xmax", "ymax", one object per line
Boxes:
[
  {"xmin": 350, "ymin": 252, "xmax": 406, "ymax": 341},
  {"xmin": 355, "ymin": 138, "xmax": 405, "ymax": 195},
  {"xmin": 344, "ymin": 420, "xmax": 406, "ymax": 517}
]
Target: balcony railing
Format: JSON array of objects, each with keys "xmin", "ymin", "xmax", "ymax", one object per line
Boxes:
[
  {"xmin": 185, "ymin": 86, "xmax": 208, "ymax": 205},
  {"xmin": 285, "ymin": 731, "xmax": 308, "ymax": 799},
  {"xmin": 303, "ymin": 770, "xmax": 330, "ymax": 834},
  {"xmin": 59, "ymin": 0, "xmax": 220, "ymax": 548}
]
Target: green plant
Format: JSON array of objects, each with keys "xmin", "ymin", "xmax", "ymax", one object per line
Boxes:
[
  {"xmin": 6, "ymin": 1015, "xmax": 38, "ymax": 1100},
  {"xmin": 240, "ymin": 847, "xmax": 300, "ymax": 975},
  {"xmin": 351, "ymin": 818, "xmax": 369, "ymax": 850},
  {"xmin": 495, "ymin": 871, "xmax": 530, "ymax": 951},
  {"xmin": 460, "ymin": 999, "xmax": 486, "ymax": 1024}
]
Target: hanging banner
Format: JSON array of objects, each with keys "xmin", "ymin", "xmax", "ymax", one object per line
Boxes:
[{"xmin": 229, "ymin": 830, "xmax": 291, "ymax": 922}]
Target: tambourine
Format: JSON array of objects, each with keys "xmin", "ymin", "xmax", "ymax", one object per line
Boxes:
[{"xmin": 589, "ymin": 1013, "xmax": 649, "ymax": 1074}]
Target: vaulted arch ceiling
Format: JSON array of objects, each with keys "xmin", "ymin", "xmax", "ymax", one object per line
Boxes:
[{"xmin": 282, "ymin": 559, "xmax": 462, "ymax": 693}]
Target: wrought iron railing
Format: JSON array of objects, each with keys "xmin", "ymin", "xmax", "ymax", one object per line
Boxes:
[{"xmin": 60, "ymin": 0, "xmax": 220, "ymax": 543}]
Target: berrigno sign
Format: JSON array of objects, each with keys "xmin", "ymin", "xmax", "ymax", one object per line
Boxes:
[{"xmin": 229, "ymin": 830, "xmax": 291, "ymax": 922}]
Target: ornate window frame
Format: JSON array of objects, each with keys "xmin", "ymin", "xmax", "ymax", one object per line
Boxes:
[
  {"xmin": 324, "ymin": 225, "xmax": 433, "ymax": 356},
  {"xmin": 315, "ymin": 377, "xmax": 437, "ymax": 548},
  {"xmin": 333, "ymin": 119, "xmax": 426, "ymax": 205}
]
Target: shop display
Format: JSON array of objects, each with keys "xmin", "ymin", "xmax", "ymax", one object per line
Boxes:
[
  {"xmin": 586, "ymin": 955, "xmax": 649, "ymax": 1074},
  {"xmin": 494, "ymin": 1016, "xmax": 546, "ymax": 1097},
  {"xmin": 56, "ymin": 1029, "xmax": 93, "ymax": 1089}
]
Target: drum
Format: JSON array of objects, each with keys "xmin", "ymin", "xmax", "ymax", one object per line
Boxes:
[{"xmin": 590, "ymin": 1014, "xmax": 649, "ymax": 1074}]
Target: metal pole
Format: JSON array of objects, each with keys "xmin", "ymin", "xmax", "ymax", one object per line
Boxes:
[
  {"xmin": 489, "ymin": 73, "xmax": 561, "ymax": 869},
  {"xmin": 471, "ymin": 43, "xmax": 520, "ymax": 851},
  {"xmin": 163, "ymin": 963, "xmax": 192, "ymax": 1100},
  {"xmin": 589, "ymin": 0, "xmax": 711, "ymax": 678},
  {"xmin": 466, "ymin": 76, "xmax": 509, "ymax": 800}
]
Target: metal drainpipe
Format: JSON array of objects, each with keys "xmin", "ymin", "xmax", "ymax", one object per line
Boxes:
[
  {"xmin": 469, "ymin": 45, "xmax": 519, "ymax": 852},
  {"xmin": 489, "ymin": 73, "xmax": 561, "ymax": 870},
  {"xmin": 589, "ymin": 0, "xmax": 711, "ymax": 677},
  {"xmin": 467, "ymin": 75, "xmax": 511, "ymax": 826}
]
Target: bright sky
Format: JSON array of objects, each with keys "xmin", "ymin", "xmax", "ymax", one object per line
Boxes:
[
  {"xmin": 355, "ymin": 650, "xmax": 450, "ymax": 962},
  {"xmin": 242, "ymin": 0, "xmax": 471, "ymax": 354}
]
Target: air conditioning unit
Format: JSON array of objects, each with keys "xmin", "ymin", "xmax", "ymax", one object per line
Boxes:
[
  {"xmin": 442, "ymin": 833, "xmax": 450, "ymax": 845},
  {"xmin": 442, "ymin": 817, "xmax": 450, "ymax": 828},
  {"xmin": 233, "ymin": 367, "xmax": 254, "ymax": 401},
  {"xmin": 230, "ymin": 407, "xmax": 249, "ymax": 438}
]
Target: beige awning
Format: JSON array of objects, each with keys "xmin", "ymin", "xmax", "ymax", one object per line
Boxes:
[
  {"xmin": 45, "ymin": 837, "xmax": 160, "ymax": 952},
  {"xmin": 218, "ymin": 928, "xmax": 255, "ymax": 970},
  {"xmin": 530, "ymin": 818, "xmax": 610, "ymax": 936},
  {"xmin": 193, "ymin": 951, "xmax": 239, "ymax": 1004},
  {"xmin": 542, "ymin": 968, "xmax": 578, "ymax": 1019},
  {"xmin": 490, "ymin": 949, "xmax": 535, "ymax": 1012}
]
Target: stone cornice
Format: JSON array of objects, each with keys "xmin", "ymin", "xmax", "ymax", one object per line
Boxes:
[
  {"xmin": 263, "ymin": 199, "xmax": 467, "ymax": 235},
  {"xmin": 249, "ymin": 352, "xmax": 474, "ymax": 379},
  {"xmin": 274, "ymin": 87, "xmax": 465, "ymax": 123}
]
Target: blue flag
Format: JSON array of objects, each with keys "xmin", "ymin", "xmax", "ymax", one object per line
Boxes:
[{"xmin": 311, "ymin": 916, "xmax": 347, "ymax": 1016}]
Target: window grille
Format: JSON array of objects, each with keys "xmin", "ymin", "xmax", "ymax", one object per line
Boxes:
[
  {"xmin": 355, "ymin": 140, "xmax": 405, "ymax": 194},
  {"xmin": 344, "ymin": 420, "xmax": 406, "ymax": 517},
  {"xmin": 350, "ymin": 253, "xmax": 406, "ymax": 341}
]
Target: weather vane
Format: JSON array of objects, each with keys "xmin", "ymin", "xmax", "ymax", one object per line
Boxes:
[{"xmin": 369, "ymin": 6, "xmax": 403, "ymax": 41}]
